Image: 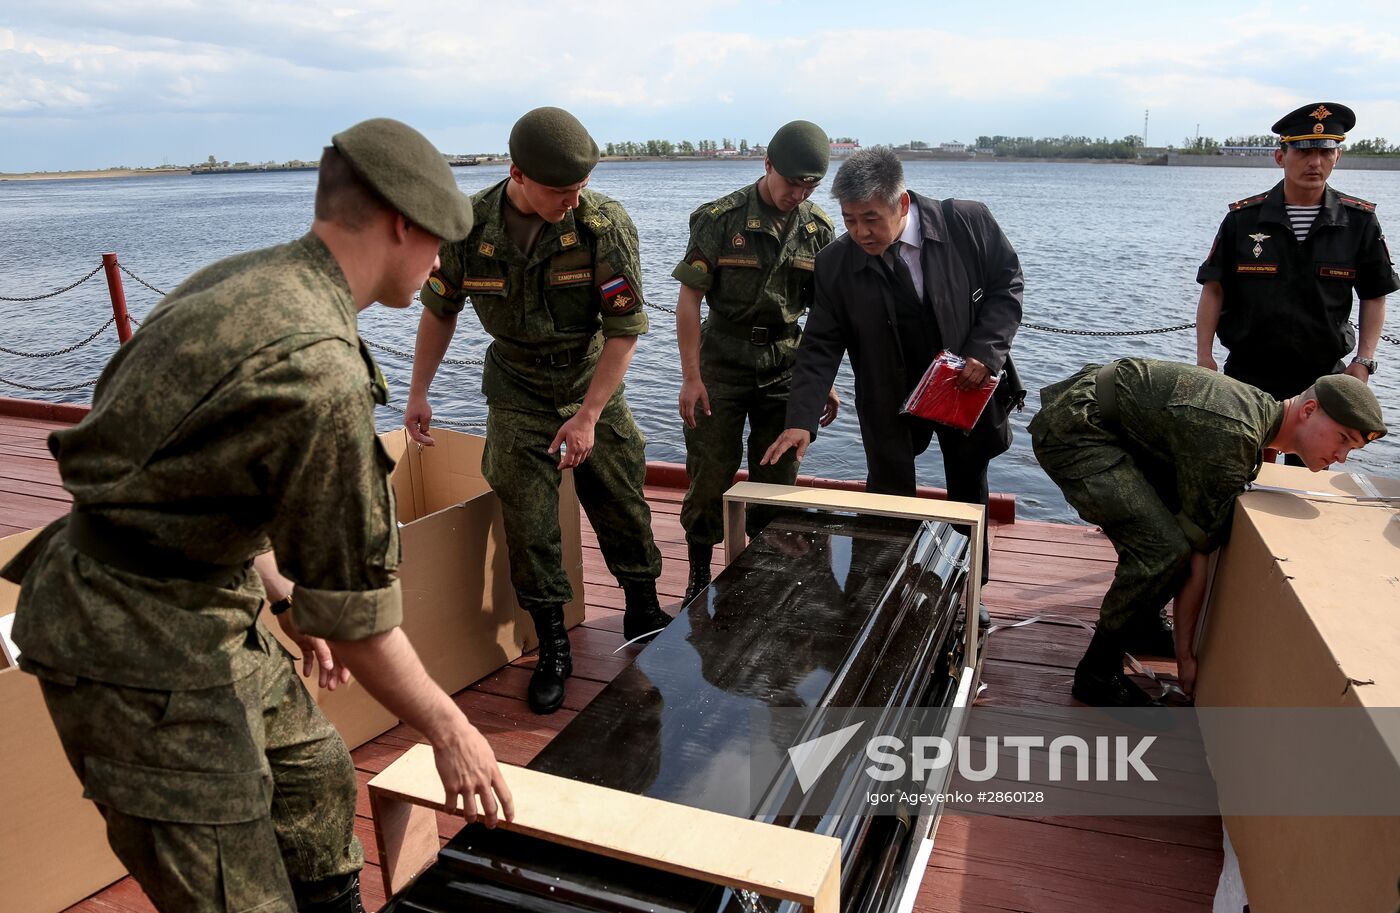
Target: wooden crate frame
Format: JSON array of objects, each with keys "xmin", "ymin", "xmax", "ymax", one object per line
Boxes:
[{"xmin": 368, "ymin": 744, "xmax": 842, "ymax": 911}]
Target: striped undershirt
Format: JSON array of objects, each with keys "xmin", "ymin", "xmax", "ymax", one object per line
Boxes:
[{"xmin": 1284, "ymin": 203, "xmax": 1321, "ymax": 241}]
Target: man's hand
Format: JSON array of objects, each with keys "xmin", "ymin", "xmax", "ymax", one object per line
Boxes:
[
  {"xmin": 956, "ymin": 356, "xmax": 990, "ymax": 391},
  {"xmin": 433, "ymin": 720, "xmax": 515, "ymax": 827},
  {"xmin": 550, "ymin": 413, "xmax": 596, "ymax": 469},
  {"xmin": 679, "ymin": 376, "xmax": 711, "ymax": 429},
  {"xmin": 820, "ymin": 387, "xmax": 841, "ymax": 428},
  {"xmin": 1197, "ymin": 353, "xmax": 1219, "ymax": 372},
  {"xmin": 404, "ymin": 392, "xmax": 436, "ymax": 446},
  {"xmin": 1175, "ymin": 649, "xmax": 1198, "ymax": 701},
  {"xmin": 1343, "ymin": 361, "xmax": 1372, "ymax": 383},
  {"xmin": 276, "ymin": 612, "xmax": 352, "ymax": 691},
  {"xmin": 761, "ymin": 428, "xmax": 812, "ymax": 465}
]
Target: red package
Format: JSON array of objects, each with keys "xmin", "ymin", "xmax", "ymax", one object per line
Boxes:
[{"xmin": 900, "ymin": 351, "xmax": 1000, "ymax": 432}]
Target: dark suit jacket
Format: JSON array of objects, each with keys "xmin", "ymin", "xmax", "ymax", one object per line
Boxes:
[{"xmin": 786, "ymin": 191, "xmax": 1024, "ymax": 460}]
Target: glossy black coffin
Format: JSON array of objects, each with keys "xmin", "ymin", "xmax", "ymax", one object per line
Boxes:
[{"xmin": 382, "ymin": 508, "xmax": 971, "ymax": 913}]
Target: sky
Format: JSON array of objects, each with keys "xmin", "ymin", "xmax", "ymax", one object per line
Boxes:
[{"xmin": 4, "ymin": 0, "xmax": 1400, "ymax": 172}]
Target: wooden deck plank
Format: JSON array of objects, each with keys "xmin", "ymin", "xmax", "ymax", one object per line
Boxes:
[{"xmin": 8, "ymin": 404, "xmax": 1217, "ymax": 913}]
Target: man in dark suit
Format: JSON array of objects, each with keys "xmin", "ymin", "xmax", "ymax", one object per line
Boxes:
[{"xmin": 762, "ymin": 147, "xmax": 1023, "ymax": 610}]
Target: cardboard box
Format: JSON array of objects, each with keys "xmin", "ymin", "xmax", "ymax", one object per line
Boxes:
[
  {"xmin": 264, "ymin": 428, "xmax": 586, "ymax": 749},
  {"xmin": 0, "ymin": 427, "xmax": 583, "ymax": 911},
  {"xmin": 1, "ymin": 528, "xmax": 127, "ymax": 913},
  {"xmin": 1196, "ymin": 463, "xmax": 1400, "ymax": 913}
]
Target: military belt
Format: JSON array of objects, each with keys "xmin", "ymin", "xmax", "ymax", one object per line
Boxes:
[
  {"xmin": 707, "ymin": 312, "xmax": 800, "ymax": 346},
  {"xmin": 1094, "ymin": 361, "xmax": 1121, "ymax": 425},
  {"xmin": 66, "ymin": 509, "xmax": 250, "ymax": 586},
  {"xmin": 492, "ymin": 334, "xmax": 602, "ymax": 369}
]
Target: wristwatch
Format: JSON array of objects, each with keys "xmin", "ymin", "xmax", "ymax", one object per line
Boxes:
[
  {"xmin": 270, "ymin": 594, "xmax": 294, "ymax": 615},
  {"xmin": 1351, "ymin": 356, "xmax": 1378, "ymax": 376}
]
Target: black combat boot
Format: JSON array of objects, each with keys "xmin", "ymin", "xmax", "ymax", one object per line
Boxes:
[
  {"xmin": 622, "ymin": 580, "xmax": 673, "ymax": 643},
  {"xmin": 682, "ymin": 542, "xmax": 713, "ymax": 606},
  {"xmin": 1121, "ymin": 610, "xmax": 1176, "ymax": 658},
  {"xmin": 527, "ymin": 605, "xmax": 571, "ymax": 715},
  {"xmin": 1072, "ymin": 627, "xmax": 1161, "ymax": 707},
  {"xmin": 293, "ymin": 872, "xmax": 365, "ymax": 913}
]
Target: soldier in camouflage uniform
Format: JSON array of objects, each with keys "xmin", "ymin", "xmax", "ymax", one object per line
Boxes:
[
  {"xmin": 672, "ymin": 120, "xmax": 838, "ymax": 603},
  {"xmin": 1030, "ymin": 357, "xmax": 1385, "ymax": 707},
  {"xmin": 0, "ymin": 120, "xmax": 513, "ymax": 913},
  {"xmin": 405, "ymin": 107, "xmax": 666, "ymax": 716}
]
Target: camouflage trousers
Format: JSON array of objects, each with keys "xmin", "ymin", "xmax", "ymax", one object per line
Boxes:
[
  {"xmin": 680, "ymin": 329, "xmax": 800, "ymax": 546},
  {"xmin": 33, "ymin": 625, "xmax": 360, "ymax": 913},
  {"xmin": 483, "ymin": 398, "xmax": 662, "ymax": 612},
  {"xmin": 1030, "ymin": 369, "xmax": 1191, "ymax": 633}
]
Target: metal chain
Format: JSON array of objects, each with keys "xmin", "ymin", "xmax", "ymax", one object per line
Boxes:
[
  {"xmin": 117, "ymin": 264, "xmax": 169, "ymax": 297},
  {"xmin": 1020, "ymin": 320, "xmax": 1196, "ymax": 337},
  {"xmin": 1380, "ymin": 332, "xmax": 1399, "ymax": 347},
  {"xmin": 376, "ymin": 399, "xmax": 486, "ymax": 430},
  {"xmin": 0, "ymin": 264, "xmax": 105, "ymax": 302},
  {"xmin": 0, "ymin": 317, "xmax": 117, "ymax": 357},
  {"xmin": 0, "ymin": 374, "xmax": 101, "ymax": 392},
  {"xmin": 361, "ymin": 337, "xmax": 482, "ymax": 366}
]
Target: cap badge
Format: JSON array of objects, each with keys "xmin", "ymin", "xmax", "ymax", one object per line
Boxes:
[
  {"xmin": 1314, "ymin": 123, "xmax": 1325, "ymax": 135},
  {"xmin": 1248, "ymin": 232, "xmax": 1270, "ymax": 258},
  {"xmin": 1310, "ymin": 105, "xmax": 1333, "ymax": 121}
]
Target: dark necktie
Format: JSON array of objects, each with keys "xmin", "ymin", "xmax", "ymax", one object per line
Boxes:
[{"xmin": 882, "ymin": 244, "xmax": 921, "ymax": 307}]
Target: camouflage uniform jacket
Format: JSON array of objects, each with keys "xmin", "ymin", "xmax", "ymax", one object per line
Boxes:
[
  {"xmin": 1031, "ymin": 358, "xmax": 1284, "ymax": 553},
  {"xmin": 422, "ymin": 180, "xmax": 648, "ymax": 417},
  {"xmin": 671, "ymin": 181, "xmax": 834, "ymax": 330},
  {"xmin": 1, "ymin": 233, "xmax": 403, "ymax": 691}
]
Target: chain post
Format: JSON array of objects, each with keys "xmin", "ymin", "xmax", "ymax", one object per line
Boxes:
[{"xmin": 102, "ymin": 253, "xmax": 133, "ymax": 343}]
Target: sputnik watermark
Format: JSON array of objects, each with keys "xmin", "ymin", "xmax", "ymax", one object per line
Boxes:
[
  {"xmin": 786, "ymin": 722, "xmax": 1158, "ymax": 800},
  {"xmin": 863, "ymin": 734, "xmax": 1158, "ymax": 784}
]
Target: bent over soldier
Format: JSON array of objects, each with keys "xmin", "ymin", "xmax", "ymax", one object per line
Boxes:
[
  {"xmin": 672, "ymin": 120, "xmax": 838, "ymax": 603},
  {"xmin": 1, "ymin": 120, "xmax": 512, "ymax": 913},
  {"xmin": 406, "ymin": 107, "xmax": 666, "ymax": 716},
  {"xmin": 1031, "ymin": 358, "xmax": 1385, "ymax": 707}
]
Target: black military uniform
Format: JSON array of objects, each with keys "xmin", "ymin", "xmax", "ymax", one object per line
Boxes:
[{"xmin": 1197, "ymin": 103, "xmax": 1399, "ymax": 399}]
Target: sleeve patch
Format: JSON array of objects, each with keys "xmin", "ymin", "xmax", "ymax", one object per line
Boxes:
[
  {"xmin": 601, "ymin": 276, "xmax": 640, "ymax": 314},
  {"xmin": 427, "ymin": 275, "xmax": 448, "ymax": 296}
]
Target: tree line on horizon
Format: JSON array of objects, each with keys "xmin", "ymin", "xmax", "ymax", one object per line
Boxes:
[{"xmin": 1179, "ymin": 134, "xmax": 1399, "ymax": 155}]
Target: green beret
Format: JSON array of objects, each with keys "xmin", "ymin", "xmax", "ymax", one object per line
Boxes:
[
  {"xmin": 332, "ymin": 118, "xmax": 473, "ymax": 242},
  {"xmin": 508, "ymin": 107, "xmax": 599, "ymax": 187},
  {"xmin": 1314, "ymin": 373, "xmax": 1386, "ymax": 442},
  {"xmin": 768, "ymin": 120, "xmax": 830, "ymax": 182}
]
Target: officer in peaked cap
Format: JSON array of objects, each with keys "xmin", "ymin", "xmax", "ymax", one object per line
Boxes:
[
  {"xmin": 2, "ymin": 117, "xmax": 513, "ymax": 913},
  {"xmin": 1195, "ymin": 101, "xmax": 1398, "ymax": 456},
  {"xmin": 670, "ymin": 120, "xmax": 839, "ymax": 606},
  {"xmin": 406, "ymin": 106, "xmax": 669, "ymax": 716},
  {"xmin": 1272, "ymin": 101, "xmax": 1356, "ymax": 148}
]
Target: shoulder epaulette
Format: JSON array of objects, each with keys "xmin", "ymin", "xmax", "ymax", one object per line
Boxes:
[
  {"xmin": 1338, "ymin": 194, "xmax": 1377, "ymax": 213},
  {"xmin": 1228, "ymin": 193, "xmax": 1268, "ymax": 211},
  {"xmin": 804, "ymin": 201, "xmax": 835, "ymax": 229},
  {"xmin": 575, "ymin": 189, "xmax": 617, "ymax": 233},
  {"xmin": 697, "ymin": 189, "xmax": 748, "ymax": 220}
]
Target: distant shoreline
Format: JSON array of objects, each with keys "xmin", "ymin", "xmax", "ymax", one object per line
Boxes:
[{"xmin": 0, "ymin": 168, "xmax": 193, "ymax": 183}]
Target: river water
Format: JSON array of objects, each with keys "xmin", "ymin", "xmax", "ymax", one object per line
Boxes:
[{"xmin": 2, "ymin": 160, "xmax": 1397, "ymax": 522}]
